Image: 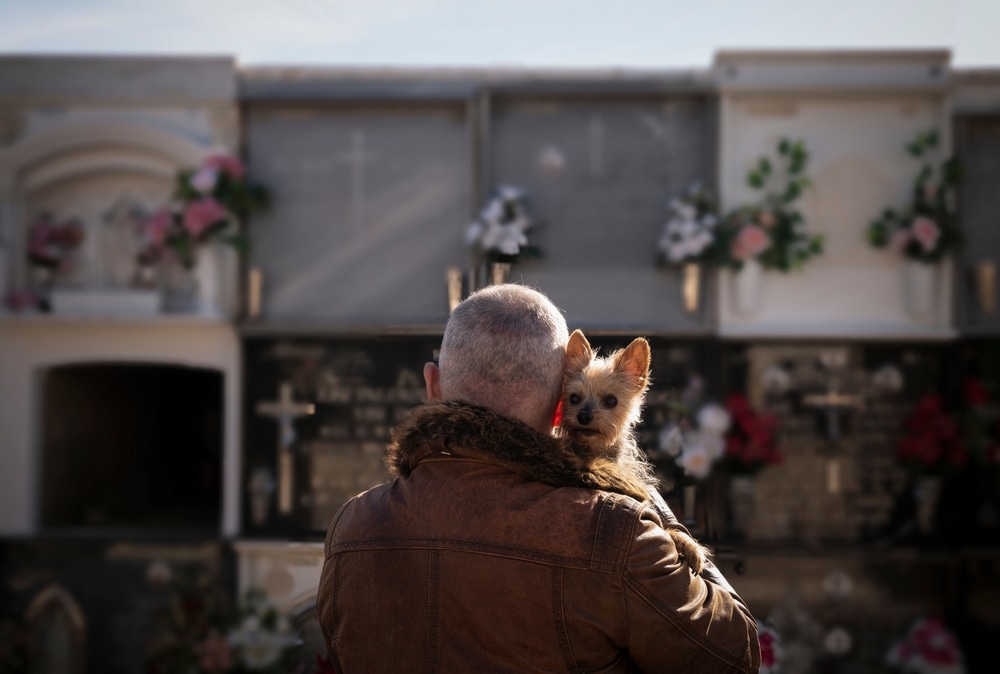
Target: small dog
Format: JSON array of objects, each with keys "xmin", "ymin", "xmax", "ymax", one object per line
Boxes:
[{"xmin": 560, "ymin": 329, "xmax": 709, "ymax": 574}]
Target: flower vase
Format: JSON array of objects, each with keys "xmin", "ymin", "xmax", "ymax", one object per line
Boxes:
[
  {"xmin": 913, "ymin": 475, "xmax": 942, "ymax": 535},
  {"xmin": 681, "ymin": 262, "xmax": 701, "ymax": 315},
  {"xmin": 160, "ymin": 260, "xmax": 198, "ymax": 314},
  {"xmin": 194, "ymin": 243, "xmax": 237, "ymax": 319},
  {"xmin": 728, "ymin": 475, "xmax": 756, "ymax": 539},
  {"xmin": 902, "ymin": 260, "xmax": 937, "ymax": 319},
  {"xmin": 975, "ymin": 260, "xmax": 996, "ymax": 315},
  {"xmin": 733, "ymin": 259, "xmax": 762, "ymax": 316},
  {"xmin": 490, "ymin": 262, "xmax": 512, "ymax": 285}
]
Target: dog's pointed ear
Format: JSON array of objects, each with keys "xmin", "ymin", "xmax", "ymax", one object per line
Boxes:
[
  {"xmin": 566, "ymin": 329, "xmax": 593, "ymax": 374},
  {"xmin": 614, "ymin": 337, "xmax": 650, "ymax": 389}
]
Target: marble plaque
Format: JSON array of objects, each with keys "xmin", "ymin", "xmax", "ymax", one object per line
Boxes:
[
  {"xmin": 488, "ymin": 96, "xmax": 714, "ymax": 332},
  {"xmin": 956, "ymin": 115, "xmax": 1000, "ymax": 332},
  {"xmin": 246, "ymin": 105, "xmax": 470, "ymax": 326}
]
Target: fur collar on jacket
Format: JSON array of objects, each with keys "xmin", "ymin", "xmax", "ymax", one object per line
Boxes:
[{"xmin": 388, "ymin": 400, "xmax": 599, "ymax": 491}]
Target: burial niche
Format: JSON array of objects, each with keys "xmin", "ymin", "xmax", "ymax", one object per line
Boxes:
[{"xmin": 39, "ymin": 363, "xmax": 223, "ymax": 531}]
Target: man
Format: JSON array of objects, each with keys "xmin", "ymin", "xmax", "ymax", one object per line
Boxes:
[{"xmin": 317, "ymin": 284, "xmax": 760, "ymax": 672}]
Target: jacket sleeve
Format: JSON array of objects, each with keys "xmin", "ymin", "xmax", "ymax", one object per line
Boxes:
[{"xmin": 622, "ymin": 507, "xmax": 761, "ymax": 673}]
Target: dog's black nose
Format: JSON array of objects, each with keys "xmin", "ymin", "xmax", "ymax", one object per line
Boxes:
[{"xmin": 577, "ymin": 409, "xmax": 593, "ymax": 425}]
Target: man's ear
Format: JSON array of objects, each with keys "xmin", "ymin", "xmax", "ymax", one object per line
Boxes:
[{"xmin": 423, "ymin": 362, "xmax": 442, "ymax": 401}]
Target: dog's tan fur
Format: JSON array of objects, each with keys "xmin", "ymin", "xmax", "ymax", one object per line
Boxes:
[{"xmin": 559, "ymin": 329, "xmax": 709, "ymax": 574}]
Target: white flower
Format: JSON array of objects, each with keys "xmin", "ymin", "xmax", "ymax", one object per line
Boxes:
[
  {"xmin": 697, "ymin": 403, "xmax": 731, "ymax": 435},
  {"xmin": 190, "ymin": 167, "xmax": 219, "ymax": 194},
  {"xmin": 658, "ymin": 424, "xmax": 684, "ymax": 457},
  {"xmin": 480, "ymin": 199, "xmax": 503, "ymax": 224},
  {"xmin": 677, "ymin": 441, "xmax": 713, "ymax": 480}
]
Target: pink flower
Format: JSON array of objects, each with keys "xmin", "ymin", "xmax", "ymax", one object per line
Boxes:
[
  {"xmin": 146, "ymin": 209, "xmax": 173, "ymax": 246},
  {"xmin": 731, "ymin": 224, "xmax": 771, "ymax": 260},
  {"xmin": 204, "ymin": 154, "xmax": 245, "ymax": 180},
  {"xmin": 888, "ymin": 228, "xmax": 911, "ymax": 253},
  {"xmin": 183, "ymin": 198, "xmax": 227, "ymax": 238},
  {"xmin": 911, "ymin": 216, "xmax": 941, "ymax": 253}
]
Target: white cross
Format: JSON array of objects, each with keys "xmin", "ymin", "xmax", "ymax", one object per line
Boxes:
[
  {"xmin": 337, "ymin": 128, "xmax": 377, "ymax": 231},
  {"xmin": 256, "ymin": 382, "xmax": 315, "ymax": 515},
  {"xmin": 587, "ymin": 115, "xmax": 604, "ymax": 177}
]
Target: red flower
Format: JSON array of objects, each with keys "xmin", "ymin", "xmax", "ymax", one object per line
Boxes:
[
  {"xmin": 204, "ymin": 154, "xmax": 246, "ymax": 180},
  {"xmin": 723, "ymin": 395, "xmax": 783, "ymax": 474}
]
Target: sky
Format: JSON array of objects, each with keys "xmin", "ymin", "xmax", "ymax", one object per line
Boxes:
[{"xmin": 0, "ymin": 0, "xmax": 998, "ymax": 69}]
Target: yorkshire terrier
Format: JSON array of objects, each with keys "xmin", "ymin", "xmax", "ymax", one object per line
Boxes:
[{"xmin": 559, "ymin": 329, "xmax": 709, "ymax": 574}]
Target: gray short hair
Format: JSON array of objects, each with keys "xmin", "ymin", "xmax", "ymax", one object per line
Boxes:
[{"xmin": 439, "ymin": 284, "xmax": 568, "ymax": 422}]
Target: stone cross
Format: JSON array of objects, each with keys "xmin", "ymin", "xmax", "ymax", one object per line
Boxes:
[
  {"xmin": 337, "ymin": 128, "xmax": 377, "ymax": 232},
  {"xmin": 803, "ymin": 389, "xmax": 862, "ymax": 494},
  {"xmin": 256, "ymin": 382, "xmax": 315, "ymax": 515}
]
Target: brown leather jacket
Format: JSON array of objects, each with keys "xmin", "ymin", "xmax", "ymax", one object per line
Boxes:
[{"xmin": 318, "ymin": 401, "xmax": 761, "ymax": 673}]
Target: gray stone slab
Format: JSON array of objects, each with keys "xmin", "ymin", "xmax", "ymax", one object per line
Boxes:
[
  {"xmin": 246, "ymin": 104, "xmax": 470, "ymax": 326},
  {"xmin": 488, "ymin": 95, "xmax": 715, "ymax": 332},
  {"xmin": 956, "ymin": 115, "xmax": 1000, "ymax": 333},
  {"xmin": 0, "ymin": 56, "xmax": 236, "ymax": 101}
]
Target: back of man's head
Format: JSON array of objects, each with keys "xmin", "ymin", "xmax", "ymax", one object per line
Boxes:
[{"xmin": 438, "ymin": 284, "xmax": 568, "ymax": 429}]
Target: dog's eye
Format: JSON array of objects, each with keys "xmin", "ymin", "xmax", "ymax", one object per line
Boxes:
[
  {"xmin": 569, "ymin": 393, "xmax": 581, "ymax": 406},
  {"xmin": 603, "ymin": 395, "xmax": 618, "ymax": 408}
]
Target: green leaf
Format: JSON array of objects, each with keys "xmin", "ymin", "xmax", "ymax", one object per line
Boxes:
[
  {"xmin": 747, "ymin": 171, "xmax": 765, "ymax": 189},
  {"xmin": 759, "ymin": 158, "xmax": 773, "ymax": 176},
  {"xmin": 778, "ymin": 138, "xmax": 791, "ymax": 155}
]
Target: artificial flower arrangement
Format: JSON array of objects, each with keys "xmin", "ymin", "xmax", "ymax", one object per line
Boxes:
[
  {"xmin": 714, "ymin": 138, "xmax": 824, "ymax": 272},
  {"xmin": 138, "ymin": 154, "xmax": 269, "ymax": 270},
  {"xmin": 757, "ymin": 621, "xmax": 784, "ymax": 674},
  {"xmin": 26, "ymin": 213, "xmax": 85, "ymax": 276},
  {"xmin": 465, "ymin": 185, "xmax": 540, "ymax": 264},
  {"xmin": 657, "ymin": 376, "xmax": 732, "ymax": 481},
  {"xmin": 656, "ymin": 183, "xmax": 719, "ymax": 265},
  {"xmin": 885, "ymin": 618, "xmax": 965, "ymax": 674},
  {"xmin": 145, "ymin": 562, "xmax": 304, "ymax": 674},
  {"xmin": 719, "ymin": 394, "xmax": 783, "ymax": 476},
  {"xmin": 895, "ymin": 394, "xmax": 968, "ymax": 478},
  {"xmin": 867, "ymin": 130, "xmax": 960, "ymax": 264}
]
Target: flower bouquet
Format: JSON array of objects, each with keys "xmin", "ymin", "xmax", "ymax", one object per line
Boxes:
[
  {"xmin": 657, "ymin": 377, "xmax": 731, "ymax": 482},
  {"xmin": 720, "ymin": 394, "xmax": 783, "ymax": 476},
  {"xmin": 886, "ymin": 618, "xmax": 965, "ymax": 674},
  {"xmin": 139, "ymin": 154, "xmax": 269, "ymax": 270},
  {"xmin": 26, "ymin": 213, "xmax": 85, "ymax": 276},
  {"xmin": 657, "ymin": 183, "xmax": 719, "ymax": 265},
  {"xmin": 895, "ymin": 394, "xmax": 968, "ymax": 477},
  {"xmin": 867, "ymin": 130, "xmax": 960, "ymax": 264},
  {"xmin": 145, "ymin": 562, "xmax": 303, "ymax": 674},
  {"xmin": 715, "ymin": 138, "xmax": 824, "ymax": 273},
  {"xmin": 465, "ymin": 185, "xmax": 540, "ymax": 281},
  {"xmin": 757, "ymin": 621, "xmax": 784, "ymax": 674}
]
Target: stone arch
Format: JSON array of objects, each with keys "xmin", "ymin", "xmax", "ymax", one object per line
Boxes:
[
  {"xmin": 0, "ymin": 122, "xmax": 211, "ymax": 287},
  {"xmin": 24, "ymin": 583, "xmax": 86, "ymax": 674}
]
